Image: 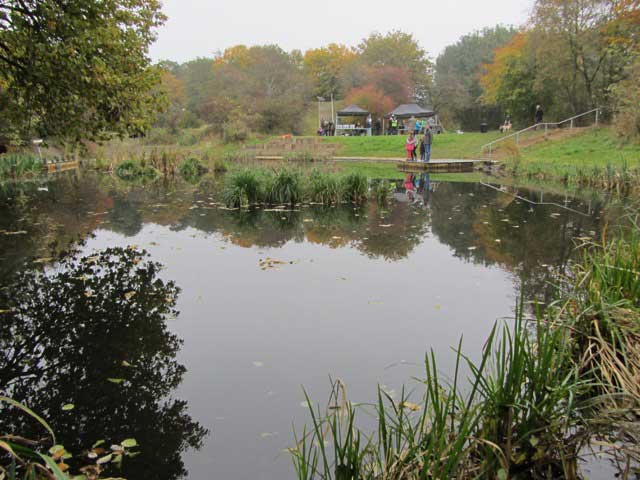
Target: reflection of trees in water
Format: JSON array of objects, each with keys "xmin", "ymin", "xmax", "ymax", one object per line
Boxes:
[
  {"xmin": 0, "ymin": 247, "xmax": 207, "ymax": 480},
  {"xmin": 429, "ymin": 182, "xmax": 607, "ymax": 301}
]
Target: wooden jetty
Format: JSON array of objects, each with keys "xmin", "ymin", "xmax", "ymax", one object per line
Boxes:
[{"xmin": 397, "ymin": 159, "xmax": 491, "ymax": 173}]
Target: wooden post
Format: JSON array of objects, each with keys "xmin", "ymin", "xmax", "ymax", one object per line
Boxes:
[{"xmin": 595, "ymin": 108, "xmax": 599, "ymax": 127}]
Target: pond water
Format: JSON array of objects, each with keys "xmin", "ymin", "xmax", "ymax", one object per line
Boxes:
[{"xmin": 0, "ymin": 171, "xmax": 625, "ymax": 479}]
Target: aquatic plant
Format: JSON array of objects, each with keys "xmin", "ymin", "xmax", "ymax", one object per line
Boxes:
[
  {"xmin": 307, "ymin": 169, "xmax": 341, "ymax": 205},
  {"xmin": 266, "ymin": 167, "xmax": 302, "ymax": 206},
  {"xmin": 0, "ymin": 153, "xmax": 42, "ymax": 180},
  {"xmin": 291, "ymin": 308, "xmax": 586, "ymax": 479},
  {"xmin": 178, "ymin": 156, "xmax": 208, "ymax": 181},
  {"xmin": 340, "ymin": 172, "xmax": 368, "ymax": 203},
  {"xmin": 115, "ymin": 159, "xmax": 159, "ymax": 181},
  {"xmin": 222, "ymin": 169, "xmax": 264, "ymax": 207},
  {"xmin": 374, "ymin": 180, "xmax": 393, "ymax": 205},
  {"xmin": 1, "ymin": 396, "xmax": 139, "ymax": 479}
]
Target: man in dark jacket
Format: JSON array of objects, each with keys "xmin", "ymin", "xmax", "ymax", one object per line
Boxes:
[
  {"xmin": 422, "ymin": 125, "xmax": 433, "ymax": 162},
  {"xmin": 535, "ymin": 105, "xmax": 544, "ymax": 124}
]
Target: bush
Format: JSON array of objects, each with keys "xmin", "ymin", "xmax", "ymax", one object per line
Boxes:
[{"xmin": 213, "ymin": 158, "xmax": 229, "ymax": 173}]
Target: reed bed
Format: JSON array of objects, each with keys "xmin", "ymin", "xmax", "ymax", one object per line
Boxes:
[
  {"xmin": 0, "ymin": 153, "xmax": 42, "ymax": 180},
  {"xmin": 291, "ymin": 210, "xmax": 640, "ymax": 479},
  {"xmin": 222, "ymin": 167, "xmax": 369, "ymax": 208}
]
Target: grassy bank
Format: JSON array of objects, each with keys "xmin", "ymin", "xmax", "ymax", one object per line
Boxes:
[
  {"xmin": 503, "ymin": 128, "xmax": 640, "ymax": 193},
  {"xmin": 291, "ymin": 208, "xmax": 640, "ymax": 479},
  {"xmin": 323, "ymin": 132, "xmax": 503, "ymax": 159}
]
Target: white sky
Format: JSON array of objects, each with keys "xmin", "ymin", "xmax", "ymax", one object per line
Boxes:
[{"xmin": 150, "ymin": 0, "xmax": 533, "ymax": 63}]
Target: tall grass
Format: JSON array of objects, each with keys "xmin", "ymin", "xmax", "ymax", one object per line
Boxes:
[
  {"xmin": 266, "ymin": 168, "xmax": 302, "ymax": 206},
  {"xmin": 307, "ymin": 169, "xmax": 341, "ymax": 205},
  {"xmin": 561, "ymin": 210, "xmax": 640, "ymax": 402},
  {"xmin": 222, "ymin": 169, "xmax": 264, "ymax": 208},
  {"xmin": 0, "ymin": 153, "xmax": 42, "ymax": 180},
  {"xmin": 178, "ymin": 156, "xmax": 209, "ymax": 181},
  {"xmin": 340, "ymin": 172, "xmax": 368, "ymax": 203},
  {"xmin": 374, "ymin": 180, "xmax": 393, "ymax": 206},
  {"xmin": 222, "ymin": 167, "xmax": 370, "ymax": 208},
  {"xmin": 291, "ymin": 308, "xmax": 590, "ymax": 478}
]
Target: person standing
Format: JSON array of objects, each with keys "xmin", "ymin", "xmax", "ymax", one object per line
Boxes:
[
  {"xmin": 535, "ymin": 105, "xmax": 544, "ymax": 124},
  {"xmin": 406, "ymin": 132, "xmax": 417, "ymax": 161},
  {"xmin": 422, "ymin": 125, "xmax": 433, "ymax": 162}
]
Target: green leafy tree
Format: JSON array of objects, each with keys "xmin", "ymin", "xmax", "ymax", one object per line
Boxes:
[
  {"xmin": 434, "ymin": 25, "xmax": 517, "ymax": 129},
  {"xmin": 0, "ymin": 0, "xmax": 166, "ymax": 144}
]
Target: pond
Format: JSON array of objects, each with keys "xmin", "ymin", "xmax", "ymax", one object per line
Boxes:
[{"xmin": 0, "ymin": 171, "xmax": 626, "ymax": 479}]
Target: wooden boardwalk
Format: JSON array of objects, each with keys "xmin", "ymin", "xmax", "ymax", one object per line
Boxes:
[{"xmin": 396, "ymin": 159, "xmax": 491, "ymax": 173}]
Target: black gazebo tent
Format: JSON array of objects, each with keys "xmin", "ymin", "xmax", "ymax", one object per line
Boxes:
[
  {"xmin": 335, "ymin": 105, "xmax": 371, "ymax": 136},
  {"xmin": 385, "ymin": 104, "xmax": 436, "ymax": 134}
]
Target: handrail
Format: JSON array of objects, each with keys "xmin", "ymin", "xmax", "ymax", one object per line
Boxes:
[{"xmin": 481, "ymin": 108, "xmax": 601, "ymax": 156}]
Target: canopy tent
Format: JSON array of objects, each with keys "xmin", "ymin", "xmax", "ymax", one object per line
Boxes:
[
  {"xmin": 386, "ymin": 104, "xmax": 435, "ymax": 119},
  {"xmin": 335, "ymin": 104, "xmax": 372, "ymax": 136},
  {"xmin": 384, "ymin": 104, "xmax": 437, "ymax": 135},
  {"xmin": 337, "ymin": 104, "xmax": 370, "ymax": 116}
]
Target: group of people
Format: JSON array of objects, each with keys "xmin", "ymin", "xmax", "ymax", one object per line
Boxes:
[
  {"xmin": 389, "ymin": 115, "xmax": 431, "ymax": 136},
  {"xmin": 405, "ymin": 125, "xmax": 433, "ymax": 162},
  {"xmin": 318, "ymin": 119, "xmax": 335, "ymax": 136}
]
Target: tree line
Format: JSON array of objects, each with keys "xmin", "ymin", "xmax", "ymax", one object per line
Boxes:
[{"xmin": 0, "ymin": 0, "xmax": 638, "ymax": 145}]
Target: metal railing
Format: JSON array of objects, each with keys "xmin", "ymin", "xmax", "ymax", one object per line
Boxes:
[{"xmin": 481, "ymin": 108, "xmax": 601, "ymax": 157}]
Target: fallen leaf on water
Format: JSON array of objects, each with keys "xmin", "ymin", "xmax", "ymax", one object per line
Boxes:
[
  {"xmin": 3, "ymin": 231, "xmax": 28, "ymax": 235},
  {"xmin": 252, "ymin": 361, "xmax": 264, "ymax": 368},
  {"xmin": 123, "ymin": 291, "xmax": 136, "ymax": 301},
  {"xmin": 0, "ymin": 309, "xmax": 11, "ymax": 314},
  {"xmin": 260, "ymin": 432, "xmax": 276, "ymax": 438},
  {"xmin": 121, "ymin": 361, "xmax": 132, "ymax": 367},
  {"xmin": 107, "ymin": 378, "xmax": 125, "ymax": 384},
  {"xmin": 467, "ymin": 246, "xmax": 477, "ymax": 251},
  {"xmin": 495, "ymin": 239, "xmax": 501, "ymax": 243},
  {"xmin": 121, "ymin": 438, "xmax": 138, "ymax": 448},
  {"xmin": 96, "ymin": 454, "xmax": 112, "ymax": 465},
  {"xmin": 379, "ymin": 224, "xmax": 393, "ymax": 228},
  {"xmin": 62, "ymin": 404, "xmax": 74, "ymax": 411}
]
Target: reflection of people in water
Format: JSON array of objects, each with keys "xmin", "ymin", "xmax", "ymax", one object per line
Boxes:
[
  {"xmin": 417, "ymin": 173, "xmax": 431, "ymax": 206},
  {"xmin": 404, "ymin": 173, "xmax": 416, "ymax": 201}
]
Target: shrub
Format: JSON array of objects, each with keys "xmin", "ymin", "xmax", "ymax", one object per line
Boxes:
[{"xmin": 213, "ymin": 158, "xmax": 229, "ymax": 173}]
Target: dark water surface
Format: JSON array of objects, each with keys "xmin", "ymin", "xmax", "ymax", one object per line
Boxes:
[{"xmin": 0, "ymin": 171, "xmax": 624, "ymax": 479}]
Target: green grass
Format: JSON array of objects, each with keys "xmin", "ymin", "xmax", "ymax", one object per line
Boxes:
[
  {"xmin": 517, "ymin": 128, "xmax": 640, "ymax": 176},
  {"xmin": 322, "ymin": 132, "xmax": 503, "ymax": 159}
]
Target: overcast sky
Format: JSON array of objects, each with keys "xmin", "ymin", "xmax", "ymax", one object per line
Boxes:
[{"xmin": 150, "ymin": 0, "xmax": 533, "ymax": 63}]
